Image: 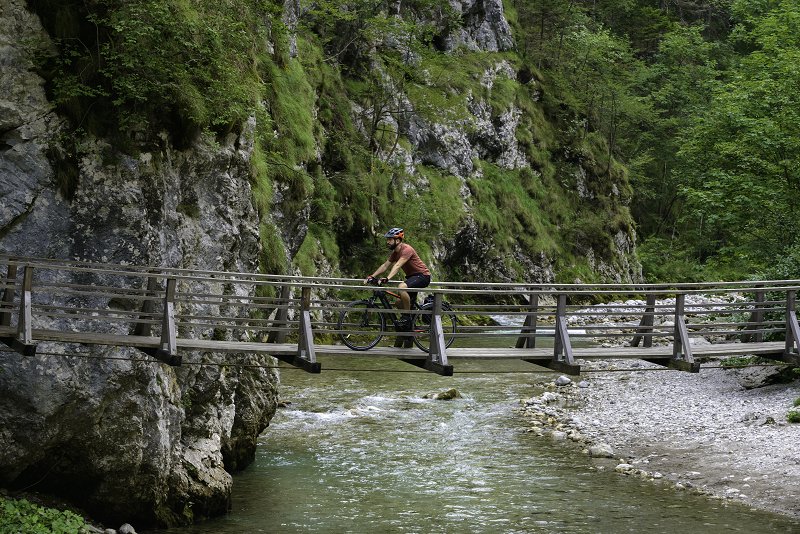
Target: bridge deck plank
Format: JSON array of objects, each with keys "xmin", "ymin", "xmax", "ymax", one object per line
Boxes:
[{"xmin": 0, "ymin": 326, "xmax": 786, "ymax": 363}]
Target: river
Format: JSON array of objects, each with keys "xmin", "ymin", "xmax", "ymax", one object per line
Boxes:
[{"xmin": 158, "ymin": 331, "xmax": 800, "ymax": 533}]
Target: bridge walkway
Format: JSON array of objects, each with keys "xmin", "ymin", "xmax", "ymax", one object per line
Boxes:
[{"xmin": 1, "ymin": 256, "xmax": 798, "ymax": 376}]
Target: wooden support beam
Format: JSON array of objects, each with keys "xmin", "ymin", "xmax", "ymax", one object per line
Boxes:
[
  {"xmin": 631, "ymin": 293, "xmax": 656, "ymax": 348},
  {"xmin": 3, "ymin": 265, "xmax": 38, "ymax": 356},
  {"xmin": 785, "ymin": 290, "xmax": 800, "ymax": 364},
  {"xmin": 426, "ymin": 293, "xmax": 450, "ymax": 369},
  {"xmin": 137, "ymin": 276, "xmax": 181, "ymax": 366},
  {"xmin": 550, "ymin": 294, "xmax": 580, "ymax": 375},
  {"xmin": 400, "ymin": 293, "xmax": 453, "ymax": 376},
  {"xmin": 1, "ymin": 262, "xmax": 17, "ymax": 328},
  {"xmin": 0, "ymin": 263, "xmax": 35, "ymax": 355},
  {"xmin": 267, "ymin": 283, "xmax": 292, "ymax": 344},
  {"xmin": 294, "ymin": 286, "xmax": 320, "ymax": 373},
  {"xmin": 133, "ymin": 274, "xmax": 159, "ymax": 337},
  {"xmin": 270, "ymin": 352, "xmax": 322, "ymax": 373},
  {"xmin": 647, "ymin": 293, "xmax": 697, "ymax": 372},
  {"xmin": 742, "ymin": 287, "xmax": 766, "ymax": 343},
  {"xmin": 17, "ymin": 266, "xmax": 33, "ymax": 345},
  {"xmin": 399, "ymin": 357, "xmax": 454, "ymax": 376},
  {"xmin": 515, "ymin": 293, "xmax": 538, "ymax": 349}
]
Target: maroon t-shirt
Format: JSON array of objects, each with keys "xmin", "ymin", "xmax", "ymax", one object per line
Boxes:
[{"xmin": 388, "ymin": 243, "xmax": 431, "ymax": 277}]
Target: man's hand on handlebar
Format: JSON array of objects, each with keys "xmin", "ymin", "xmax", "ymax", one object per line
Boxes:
[{"xmin": 364, "ymin": 276, "xmax": 389, "ymax": 286}]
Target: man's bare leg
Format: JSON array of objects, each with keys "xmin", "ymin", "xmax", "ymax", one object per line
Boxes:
[{"xmin": 395, "ymin": 282, "xmax": 413, "ymax": 347}]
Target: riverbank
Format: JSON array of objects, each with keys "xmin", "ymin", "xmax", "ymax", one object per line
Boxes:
[{"xmin": 518, "ymin": 358, "xmax": 800, "ymax": 521}]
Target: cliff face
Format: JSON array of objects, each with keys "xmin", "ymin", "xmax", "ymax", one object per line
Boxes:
[
  {"xmin": 0, "ymin": 0, "xmax": 641, "ymax": 527},
  {"xmin": 0, "ymin": 0, "xmax": 277, "ymax": 526}
]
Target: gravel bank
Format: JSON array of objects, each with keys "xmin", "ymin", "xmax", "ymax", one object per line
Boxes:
[{"xmin": 518, "ymin": 359, "xmax": 800, "ymax": 520}]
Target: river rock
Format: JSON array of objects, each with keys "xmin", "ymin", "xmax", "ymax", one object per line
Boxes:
[
  {"xmin": 588, "ymin": 443, "xmax": 615, "ymax": 458},
  {"xmin": 426, "ymin": 388, "xmax": 462, "ymax": 400},
  {"xmin": 731, "ymin": 365, "xmax": 795, "ymax": 389},
  {"xmin": 554, "ymin": 375, "xmax": 572, "ymax": 386},
  {"xmin": 118, "ymin": 525, "xmax": 137, "ymax": 534},
  {"xmin": 615, "ymin": 463, "xmax": 636, "ymax": 474}
]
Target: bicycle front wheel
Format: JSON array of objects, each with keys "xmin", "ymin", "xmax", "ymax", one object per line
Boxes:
[
  {"xmin": 338, "ymin": 300, "xmax": 386, "ymax": 351},
  {"xmin": 412, "ymin": 303, "xmax": 457, "ymax": 353}
]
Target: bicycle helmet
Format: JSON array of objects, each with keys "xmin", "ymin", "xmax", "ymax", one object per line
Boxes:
[{"xmin": 384, "ymin": 227, "xmax": 404, "ymax": 239}]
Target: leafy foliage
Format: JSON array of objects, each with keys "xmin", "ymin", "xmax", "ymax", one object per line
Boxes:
[
  {"xmin": 32, "ymin": 0, "xmax": 272, "ymax": 141},
  {"xmin": 0, "ymin": 497, "xmax": 89, "ymax": 534},
  {"xmin": 676, "ymin": 0, "xmax": 800, "ymax": 272}
]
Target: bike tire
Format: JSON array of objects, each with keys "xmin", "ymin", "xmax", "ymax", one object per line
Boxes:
[
  {"xmin": 338, "ymin": 300, "xmax": 386, "ymax": 351},
  {"xmin": 412, "ymin": 302, "xmax": 457, "ymax": 353}
]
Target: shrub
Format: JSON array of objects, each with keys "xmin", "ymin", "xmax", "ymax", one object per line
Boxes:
[
  {"xmin": 787, "ymin": 410, "xmax": 800, "ymax": 424},
  {"xmin": 719, "ymin": 356, "xmax": 762, "ymax": 368},
  {"xmin": 0, "ymin": 497, "xmax": 89, "ymax": 534}
]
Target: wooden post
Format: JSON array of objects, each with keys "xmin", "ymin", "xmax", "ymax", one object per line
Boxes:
[
  {"xmin": 1, "ymin": 262, "xmax": 17, "ymax": 329},
  {"xmin": 424, "ymin": 293, "xmax": 452, "ymax": 375},
  {"xmin": 160, "ymin": 277, "xmax": 177, "ymax": 357},
  {"xmin": 267, "ymin": 283, "xmax": 292, "ymax": 344},
  {"xmin": 294, "ymin": 286, "xmax": 321, "ymax": 373},
  {"xmin": 631, "ymin": 293, "xmax": 656, "ymax": 348},
  {"xmin": 670, "ymin": 293, "xmax": 698, "ymax": 372},
  {"xmin": 17, "ymin": 266, "xmax": 33, "ymax": 345},
  {"xmin": 550, "ymin": 294, "xmax": 579, "ymax": 375},
  {"xmin": 133, "ymin": 274, "xmax": 160, "ymax": 337},
  {"xmin": 515, "ymin": 293, "xmax": 538, "ymax": 349},
  {"xmin": 134, "ymin": 274, "xmax": 181, "ymax": 365},
  {"xmin": 786, "ymin": 290, "xmax": 800, "ymax": 361},
  {"xmin": 743, "ymin": 287, "xmax": 766, "ymax": 343},
  {"xmin": 1, "ymin": 265, "xmax": 37, "ymax": 355}
]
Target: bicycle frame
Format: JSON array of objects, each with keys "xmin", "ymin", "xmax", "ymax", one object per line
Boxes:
[
  {"xmin": 366, "ymin": 289, "xmax": 420, "ymax": 327},
  {"xmin": 337, "ymin": 285, "xmax": 456, "ymax": 353}
]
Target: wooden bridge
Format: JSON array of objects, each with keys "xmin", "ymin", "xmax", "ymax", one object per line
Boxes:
[{"xmin": 1, "ymin": 255, "xmax": 799, "ymax": 376}]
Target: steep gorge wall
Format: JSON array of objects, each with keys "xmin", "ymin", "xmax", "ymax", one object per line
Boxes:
[
  {"xmin": 0, "ymin": 0, "xmax": 277, "ymax": 526},
  {"xmin": 0, "ymin": 0, "xmax": 640, "ymax": 527},
  {"xmin": 272, "ymin": 0, "xmax": 641, "ymax": 284}
]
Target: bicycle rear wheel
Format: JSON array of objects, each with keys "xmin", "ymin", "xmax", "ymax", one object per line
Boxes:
[
  {"xmin": 338, "ymin": 300, "xmax": 386, "ymax": 350},
  {"xmin": 412, "ymin": 302, "xmax": 457, "ymax": 353}
]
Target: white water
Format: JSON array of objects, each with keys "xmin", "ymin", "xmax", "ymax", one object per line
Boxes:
[{"xmin": 159, "ymin": 354, "xmax": 800, "ymax": 533}]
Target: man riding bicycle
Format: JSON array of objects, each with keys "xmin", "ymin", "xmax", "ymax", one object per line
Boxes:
[{"xmin": 365, "ymin": 227, "xmax": 431, "ymax": 330}]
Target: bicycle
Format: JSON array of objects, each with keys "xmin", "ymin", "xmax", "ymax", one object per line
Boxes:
[{"xmin": 337, "ymin": 278, "xmax": 457, "ymax": 352}]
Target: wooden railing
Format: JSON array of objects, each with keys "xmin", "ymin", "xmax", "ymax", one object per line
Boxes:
[{"xmin": 1, "ymin": 255, "xmax": 799, "ymax": 376}]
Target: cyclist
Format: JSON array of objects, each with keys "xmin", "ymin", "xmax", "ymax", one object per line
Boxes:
[{"xmin": 365, "ymin": 227, "xmax": 431, "ymax": 330}]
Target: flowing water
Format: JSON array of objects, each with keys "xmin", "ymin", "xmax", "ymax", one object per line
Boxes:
[{"xmin": 160, "ymin": 332, "xmax": 800, "ymax": 533}]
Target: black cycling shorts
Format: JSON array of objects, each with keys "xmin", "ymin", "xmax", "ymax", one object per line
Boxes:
[
  {"xmin": 405, "ymin": 273, "xmax": 431, "ymax": 289},
  {"xmin": 403, "ymin": 273, "xmax": 430, "ymax": 305}
]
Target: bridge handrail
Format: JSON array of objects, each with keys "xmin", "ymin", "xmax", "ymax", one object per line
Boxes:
[
  {"xmin": 4, "ymin": 253, "xmax": 800, "ymax": 294},
  {"xmin": 1, "ymin": 255, "xmax": 799, "ymax": 375}
]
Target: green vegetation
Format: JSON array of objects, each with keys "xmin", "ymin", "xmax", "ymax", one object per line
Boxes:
[
  {"xmin": 787, "ymin": 410, "xmax": 800, "ymax": 424},
  {"xmin": 27, "ymin": 0, "xmax": 800, "ymax": 283},
  {"xmin": 720, "ymin": 355, "xmax": 764, "ymax": 368},
  {"xmin": 0, "ymin": 497, "xmax": 90, "ymax": 534}
]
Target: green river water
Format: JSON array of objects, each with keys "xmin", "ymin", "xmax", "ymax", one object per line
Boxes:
[{"xmin": 157, "ymin": 332, "xmax": 800, "ymax": 533}]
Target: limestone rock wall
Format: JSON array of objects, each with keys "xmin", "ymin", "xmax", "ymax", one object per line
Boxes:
[{"xmin": 0, "ymin": 1, "xmax": 278, "ymax": 527}]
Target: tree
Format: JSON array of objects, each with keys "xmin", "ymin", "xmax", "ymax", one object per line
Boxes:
[{"xmin": 676, "ymin": 0, "xmax": 800, "ymax": 268}]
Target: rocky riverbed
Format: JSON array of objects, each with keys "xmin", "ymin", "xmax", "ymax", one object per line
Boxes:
[{"xmin": 518, "ymin": 359, "xmax": 800, "ymax": 521}]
